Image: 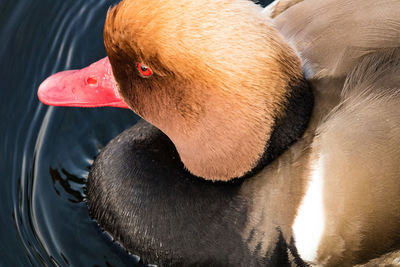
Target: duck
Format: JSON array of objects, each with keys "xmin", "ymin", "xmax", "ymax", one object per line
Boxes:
[{"xmin": 37, "ymin": 0, "xmax": 400, "ymax": 266}]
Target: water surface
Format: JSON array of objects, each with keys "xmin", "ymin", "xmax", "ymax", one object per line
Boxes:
[{"xmin": 1, "ymin": 1, "xmax": 141, "ymax": 265}]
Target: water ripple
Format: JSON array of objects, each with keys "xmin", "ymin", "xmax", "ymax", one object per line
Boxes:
[{"xmin": 2, "ymin": 0, "xmax": 138, "ymax": 266}]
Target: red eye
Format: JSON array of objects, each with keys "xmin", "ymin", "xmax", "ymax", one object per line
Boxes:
[{"xmin": 137, "ymin": 62, "xmax": 153, "ymax": 77}]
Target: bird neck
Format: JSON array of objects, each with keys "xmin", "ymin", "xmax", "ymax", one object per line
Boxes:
[{"xmin": 242, "ymin": 76, "xmax": 314, "ymax": 179}]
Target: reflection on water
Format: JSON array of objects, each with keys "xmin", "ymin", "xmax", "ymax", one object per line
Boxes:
[
  {"xmin": 1, "ymin": 0, "xmax": 271, "ymax": 266},
  {"xmin": 49, "ymin": 168, "xmax": 85, "ymax": 203}
]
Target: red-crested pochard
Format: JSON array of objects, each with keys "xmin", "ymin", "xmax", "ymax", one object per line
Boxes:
[{"xmin": 38, "ymin": 0, "xmax": 400, "ymax": 266}]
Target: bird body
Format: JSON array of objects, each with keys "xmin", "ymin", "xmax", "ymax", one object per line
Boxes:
[{"xmin": 38, "ymin": 0, "xmax": 400, "ymax": 265}]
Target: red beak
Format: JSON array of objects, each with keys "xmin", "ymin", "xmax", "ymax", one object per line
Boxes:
[{"xmin": 38, "ymin": 57, "xmax": 130, "ymax": 109}]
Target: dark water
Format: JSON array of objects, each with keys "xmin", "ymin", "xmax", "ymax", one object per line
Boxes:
[{"xmin": 0, "ymin": 0, "xmax": 271, "ymax": 266}]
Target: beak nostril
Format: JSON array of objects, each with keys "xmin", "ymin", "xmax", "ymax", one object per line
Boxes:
[{"xmin": 87, "ymin": 77, "xmax": 98, "ymax": 86}]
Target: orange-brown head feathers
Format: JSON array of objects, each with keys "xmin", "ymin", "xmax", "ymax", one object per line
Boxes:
[{"xmin": 103, "ymin": 0, "xmax": 310, "ymax": 181}]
